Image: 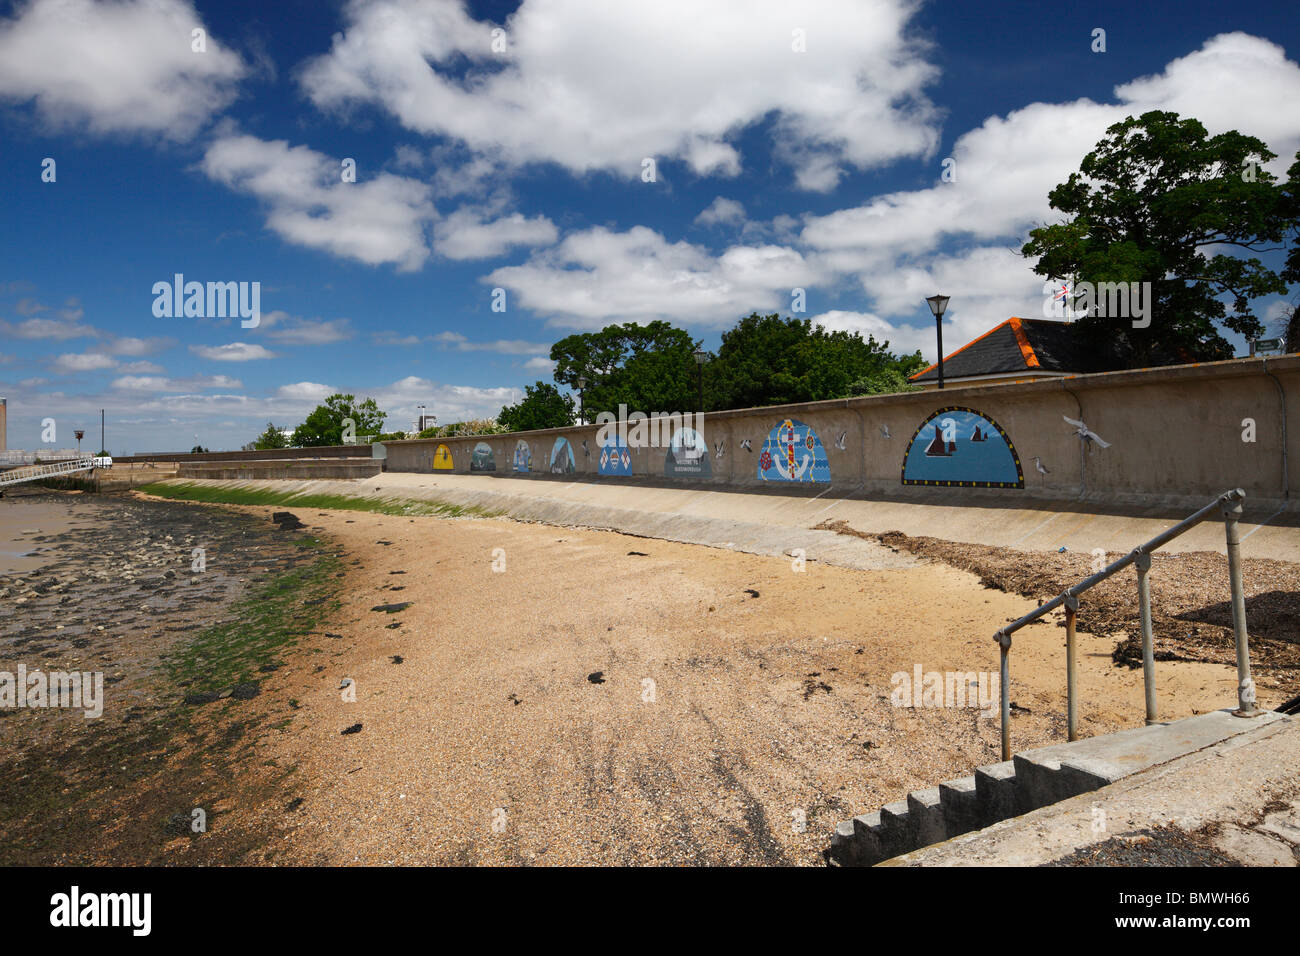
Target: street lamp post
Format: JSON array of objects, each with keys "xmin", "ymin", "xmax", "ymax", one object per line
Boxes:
[
  {"xmin": 577, "ymin": 376, "xmax": 587, "ymax": 425},
  {"xmin": 692, "ymin": 349, "xmax": 708, "ymax": 414},
  {"xmin": 75, "ymin": 430, "xmax": 84, "ymax": 457},
  {"xmin": 926, "ymin": 295, "xmax": 950, "ymax": 390}
]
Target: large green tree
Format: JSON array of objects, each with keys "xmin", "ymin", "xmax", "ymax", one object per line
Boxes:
[
  {"xmin": 252, "ymin": 422, "xmax": 288, "ymax": 450},
  {"xmin": 497, "ymin": 382, "xmax": 574, "ymax": 432},
  {"xmin": 707, "ymin": 313, "xmax": 923, "ymax": 410},
  {"xmin": 550, "ymin": 320, "xmax": 699, "ymax": 418},
  {"xmin": 291, "ymin": 394, "xmax": 386, "ymax": 447},
  {"xmin": 1023, "ymin": 111, "xmax": 1295, "ymax": 366}
]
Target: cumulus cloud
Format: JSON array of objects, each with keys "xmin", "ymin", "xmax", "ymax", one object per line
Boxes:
[
  {"xmin": 0, "ymin": 0, "xmax": 246, "ymax": 139},
  {"xmin": 299, "ymin": 0, "xmax": 939, "ymax": 187},
  {"xmin": 487, "ymin": 226, "xmax": 825, "ymax": 329},
  {"xmin": 432, "ymin": 332, "xmax": 549, "ymax": 354},
  {"xmin": 52, "ymin": 352, "xmax": 117, "ymax": 372},
  {"xmin": 432, "ymin": 208, "xmax": 558, "ymax": 260},
  {"xmin": 189, "ymin": 342, "xmax": 275, "ymax": 361},
  {"xmin": 276, "ymin": 381, "xmax": 336, "ymax": 401},
  {"xmin": 694, "ymin": 197, "xmax": 747, "ymax": 228},
  {"xmin": 112, "ymin": 374, "xmax": 242, "ymax": 392},
  {"xmin": 201, "ymin": 133, "xmax": 437, "ymax": 270},
  {"xmin": 257, "ymin": 311, "xmax": 353, "ymax": 346}
]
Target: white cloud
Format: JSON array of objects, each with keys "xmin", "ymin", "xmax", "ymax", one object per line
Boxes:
[
  {"xmin": 0, "ymin": 0, "xmax": 246, "ymax": 140},
  {"xmin": 523, "ymin": 356, "xmax": 556, "ymax": 372},
  {"xmin": 370, "ymin": 375, "xmax": 522, "ymax": 423},
  {"xmin": 201, "ymin": 133, "xmax": 436, "ymax": 270},
  {"xmin": 487, "ymin": 226, "xmax": 824, "ymax": 329},
  {"xmin": 52, "ymin": 352, "xmax": 117, "ymax": 372},
  {"xmin": 190, "ymin": 342, "xmax": 276, "ymax": 361},
  {"xmin": 299, "ymin": 0, "xmax": 939, "ymax": 187},
  {"xmin": 432, "ymin": 208, "xmax": 558, "ymax": 260},
  {"xmin": 694, "ymin": 197, "xmax": 747, "ymax": 228},
  {"xmin": 257, "ymin": 310, "xmax": 353, "ymax": 345},
  {"xmin": 275, "ymin": 382, "xmax": 336, "ymax": 401},
  {"xmin": 432, "ymin": 331, "xmax": 549, "ymax": 354},
  {"xmin": 113, "ymin": 374, "xmax": 242, "ymax": 391},
  {"xmin": 0, "ymin": 316, "xmax": 98, "ymax": 340}
]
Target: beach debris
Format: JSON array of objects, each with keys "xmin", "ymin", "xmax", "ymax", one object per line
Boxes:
[
  {"xmin": 371, "ymin": 602, "xmax": 411, "ymax": 613},
  {"xmin": 385, "ymin": 622, "xmax": 402, "ymax": 629},
  {"xmin": 508, "ymin": 693, "xmax": 523, "ymax": 705},
  {"xmin": 230, "ymin": 682, "xmax": 260, "ymax": 700},
  {"xmin": 339, "ymin": 678, "xmax": 354, "ymax": 691},
  {"xmin": 286, "ymin": 798, "xmax": 304, "ymax": 812},
  {"xmin": 183, "ymin": 689, "xmax": 221, "ymax": 706},
  {"xmin": 325, "ymin": 632, "xmax": 344, "ymax": 639},
  {"xmin": 745, "ymin": 588, "xmax": 760, "ymax": 598},
  {"xmin": 627, "ymin": 550, "xmax": 648, "ymax": 556},
  {"xmin": 341, "ymin": 723, "xmax": 363, "ymax": 735},
  {"xmin": 271, "ymin": 511, "xmax": 305, "ymax": 530},
  {"xmin": 587, "ymin": 671, "xmax": 606, "ymax": 684},
  {"xmin": 390, "ymin": 655, "xmax": 403, "ymax": 664}
]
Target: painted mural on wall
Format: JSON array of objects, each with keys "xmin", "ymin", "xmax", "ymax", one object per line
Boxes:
[
  {"xmin": 900, "ymin": 406, "xmax": 1023, "ymax": 488},
  {"xmin": 433, "ymin": 443, "xmax": 454, "ymax": 470},
  {"xmin": 470, "ymin": 442, "xmax": 495, "ymax": 472},
  {"xmin": 550, "ymin": 436, "xmax": 576, "ymax": 474},
  {"xmin": 757, "ymin": 419, "xmax": 830, "ymax": 483},
  {"xmin": 664, "ymin": 427, "xmax": 711, "ymax": 478},
  {"xmin": 599, "ymin": 434, "xmax": 633, "ymax": 476},
  {"xmin": 513, "ymin": 439, "xmax": 531, "ymax": 473}
]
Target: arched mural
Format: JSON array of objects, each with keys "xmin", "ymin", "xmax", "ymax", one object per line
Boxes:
[
  {"xmin": 550, "ymin": 436, "xmax": 575, "ymax": 474},
  {"xmin": 513, "ymin": 439, "xmax": 532, "ymax": 473},
  {"xmin": 599, "ymin": 434, "xmax": 633, "ymax": 476},
  {"xmin": 433, "ymin": 443, "xmax": 454, "ymax": 470},
  {"xmin": 757, "ymin": 419, "xmax": 830, "ymax": 483},
  {"xmin": 664, "ymin": 427, "xmax": 711, "ymax": 478},
  {"xmin": 470, "ymin": 442, "xmax": 495, "ymax": 472},
  {"xmin": 901, "ymin": 406, "xmax": 1023, "ymax": 488}
]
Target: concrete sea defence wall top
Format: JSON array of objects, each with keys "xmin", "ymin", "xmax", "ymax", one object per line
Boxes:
[{"xmin": 377, "ymin": 355, "xmax": 1298, "ymax": 509}]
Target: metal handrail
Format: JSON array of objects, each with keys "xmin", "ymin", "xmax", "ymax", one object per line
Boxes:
[
  {"xmin": 0, "ymin": 457, "xmax": 96, "ymax": 488},
  {"xmin": 992, "ymin": 488, "xmax": 1261, "ymax": 761}
]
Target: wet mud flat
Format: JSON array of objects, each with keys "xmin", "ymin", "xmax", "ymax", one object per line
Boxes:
[{"xmin": 0, "ymin": 490, "xmax": 343, "ymax": 864}]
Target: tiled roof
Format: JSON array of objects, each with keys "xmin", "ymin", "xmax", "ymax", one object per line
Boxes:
[{"xmin": 910, "ymin": 318, "xmax": 1098, "ymax": 383}]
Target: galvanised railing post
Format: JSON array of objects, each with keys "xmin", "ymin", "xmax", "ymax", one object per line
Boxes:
[
  {"xmin": 1221, "ymin": 493, "xmax": 1262, "ymax": 718},
  {"xmin": 1064, "ymin": 594, "xmax": 1079, "ymax": 741},
  {"xmin": 998, "ymin": 631, "xmax": 1011, "ymax": 762},
  {"xmin": 1135, "ymin": 551, "xmax": 1157, "ymax": 725}
]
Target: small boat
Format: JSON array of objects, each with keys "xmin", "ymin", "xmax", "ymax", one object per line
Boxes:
[{"xmin": 925, "ymin": 427, "xmax": 950, "ymax": 457}]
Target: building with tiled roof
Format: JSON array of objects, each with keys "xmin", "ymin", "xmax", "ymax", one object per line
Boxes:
[{"xmin": 909, "ymin": 317, "xmax": 1099, "ymax": 389}]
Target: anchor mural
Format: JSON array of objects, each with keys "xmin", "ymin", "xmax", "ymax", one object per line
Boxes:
[
  {"xmin": 901, "ymin": 406, "xmax": 1023, "ymax": 488},
  {"xmin": 756, "ymin": 418, "xmax": 830, "ymax": 483}
]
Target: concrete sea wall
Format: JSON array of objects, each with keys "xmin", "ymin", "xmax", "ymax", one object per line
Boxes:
[{"xmin": 378, "ymin": 356, "xmax": 1299, "ymax": 512}]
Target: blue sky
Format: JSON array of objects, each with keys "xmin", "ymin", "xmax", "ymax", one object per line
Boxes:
[{"xmin": 1, "ymin": 0, "xmax": 1298, "ymax": 453}]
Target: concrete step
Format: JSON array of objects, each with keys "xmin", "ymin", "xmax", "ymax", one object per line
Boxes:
[{"xmin": 829, "ymin": 709, "xmax": 1286, "ymax": 866}]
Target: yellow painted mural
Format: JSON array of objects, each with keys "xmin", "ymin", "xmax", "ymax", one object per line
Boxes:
[{"xmin": 433, "ymin": 443, "xmax": 454, "ymax": 470}]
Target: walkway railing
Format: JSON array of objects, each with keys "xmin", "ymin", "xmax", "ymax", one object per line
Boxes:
[
  {"xmin": 0, "ymin": 457, "xmax": 96, "ymax": 488},
  {"xmin": 992, "ymin": 488, "xmax": 1262, "ymax": 761}
]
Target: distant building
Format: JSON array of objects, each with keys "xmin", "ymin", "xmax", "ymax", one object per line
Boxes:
[{"xmin": 909, "ymin": 317, "xmax": 1091, "ymax": 389}]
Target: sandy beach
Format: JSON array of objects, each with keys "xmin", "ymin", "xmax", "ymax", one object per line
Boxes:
[{"xmin": 0, "ymin": 489, "xmax": 1277, "ymax": 865}]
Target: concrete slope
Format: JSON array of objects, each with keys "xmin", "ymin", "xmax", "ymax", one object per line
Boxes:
[{"xmin": 150, "ymin": 472, "xmax": 1299, "ymax": 561}]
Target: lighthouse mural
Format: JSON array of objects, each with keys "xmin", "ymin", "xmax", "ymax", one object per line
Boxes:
[
  {"xmin": 901, "ymin": 407, "xmax": 1023, "ymax": 488},
  {"xmin": 757, "ymin": 419, "xmax": 830, "ymax": 483}
]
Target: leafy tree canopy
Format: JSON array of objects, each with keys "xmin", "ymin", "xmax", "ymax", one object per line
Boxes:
[
  {"xmin": 252, "ymin": 422, "xmax": 289, "ymax": 450},
  {"xmin": 418, "ymin": 419, "xmax": 509, "ymax": 439},
  {"xmin": 497, "ymin": 382, "xmax": 574, "ymax": 432},
  {"xmin": 708, "ymin": 313, "xmax": 923, "ymax": 410},
  {"xmin": 291, "ymin": 394, "xmax": 386, "ymax": 447},
  {"xmin": 1023, "ymin": 111, "xmax": 1295, "ymax": 366},
  {"xmin": 551, "ymin": 320, "xmax": 699, "ymax": 417}
]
